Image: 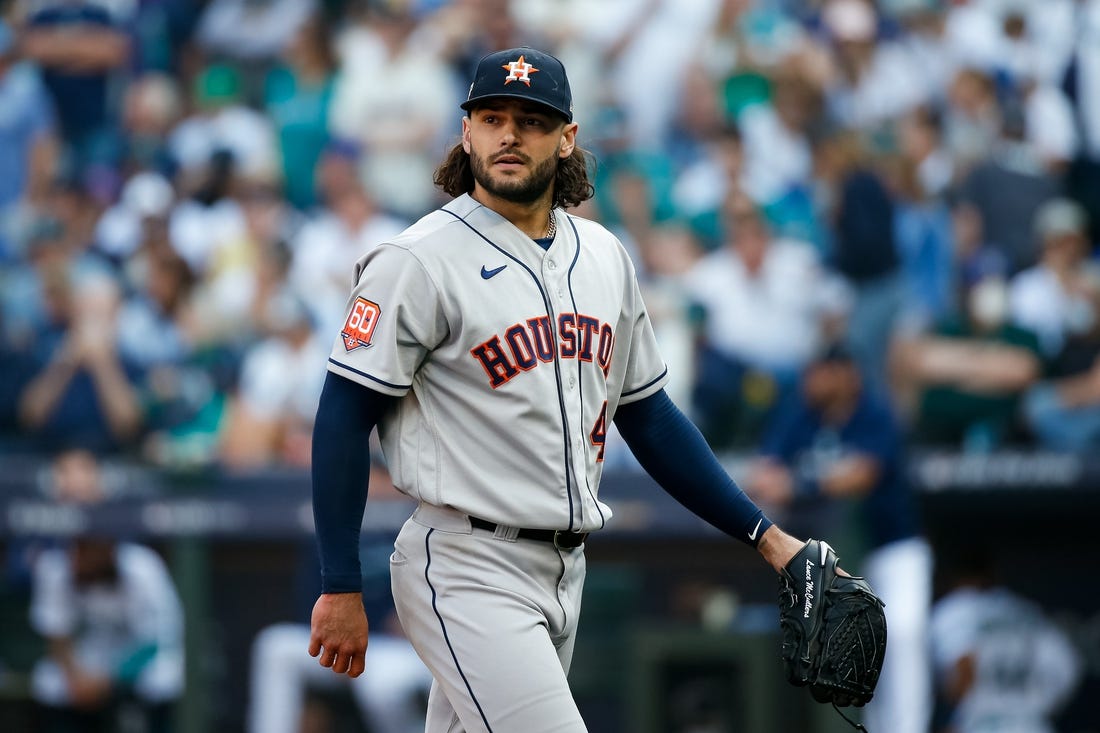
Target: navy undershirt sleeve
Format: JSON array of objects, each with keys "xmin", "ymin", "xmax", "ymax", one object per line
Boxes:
[
  {"xmin": 311, "ymin": 372, "xmax": 397, "ymax": 593},
  {"xmin": 614, "ymin": 389, "xmax": 772, "ymax": 547}
]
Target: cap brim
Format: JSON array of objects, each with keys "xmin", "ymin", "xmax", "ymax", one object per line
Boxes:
[{"xmin": 460, "ymin": 93, "xmax": 571, "ymax": 122}]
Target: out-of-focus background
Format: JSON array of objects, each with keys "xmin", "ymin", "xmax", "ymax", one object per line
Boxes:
[{"xmin": 0, "ymin": 0, "xmax": 1099, "ymax": 731}]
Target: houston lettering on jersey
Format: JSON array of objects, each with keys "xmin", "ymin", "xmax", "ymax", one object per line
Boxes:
[{"xmin": 470, "ymin": 313, "xmax": 615, "ymax": 388}]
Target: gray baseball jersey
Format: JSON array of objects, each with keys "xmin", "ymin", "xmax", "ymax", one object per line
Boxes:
[{"xmin": 326, "ymin": 193, "xmax": 668, "ymax": 532}]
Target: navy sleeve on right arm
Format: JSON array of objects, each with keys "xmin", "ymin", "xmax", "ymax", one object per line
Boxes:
[{"xmin": 311, "ymin": 372, "xmax": 397, "ymax": 594}]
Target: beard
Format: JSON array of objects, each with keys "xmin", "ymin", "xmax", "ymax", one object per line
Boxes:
[{"xmin": 469, "ymin": 146, "xmax": 559, "ymax": 204}]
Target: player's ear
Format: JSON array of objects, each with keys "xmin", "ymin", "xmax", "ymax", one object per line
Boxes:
[
  {"xmin": 462, "ymin": 117, "xmax": 472, "ymax": 154},
  {"xmin": 559, "ymin": 122, "xmax": 578, "ymax": 159}
]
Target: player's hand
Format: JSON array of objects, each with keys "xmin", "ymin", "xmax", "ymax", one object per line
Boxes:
[
  {"xmin": 756, "ymin": 525, "xmax": 805, "ymax": 574},
  {"xmin": 758, "ymin": 527, "xmax": 854, "ymax": 578},
  {"xmin": 308, "ymin": 592, "xmax": 370, "ymax": 678}
]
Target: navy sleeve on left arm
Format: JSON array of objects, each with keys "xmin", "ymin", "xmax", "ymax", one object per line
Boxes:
[{"xmin": 614, "ymin": 390, "xmax": 772, "ymax": 547}]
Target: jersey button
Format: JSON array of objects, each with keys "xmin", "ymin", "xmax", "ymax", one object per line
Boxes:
[
  {"xmin": 569, "ymin": 377, "xmax": 576, "ymax": 388},
  {"xmin": 548, "ymin": 260, "xmax": 557, "ymax": 270}
]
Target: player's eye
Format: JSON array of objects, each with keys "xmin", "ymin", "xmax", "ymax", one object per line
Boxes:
[{"xmin": 524, "ymin": 118, "xmax": 544, "ymax": 127}]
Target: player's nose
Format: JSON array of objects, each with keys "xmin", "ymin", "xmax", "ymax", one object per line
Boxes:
[{"xmin": 498, "ymin": 118, "xmax": 521, "ymax": 146}]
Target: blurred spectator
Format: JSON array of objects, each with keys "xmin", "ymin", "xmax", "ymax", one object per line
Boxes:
[
  {"xmin": 1018, "ymin": 0, "xmax": 1078, "ymax": 87},
  {"xmin": 891, "ymin": 0, "xmax": 957, "ymax": 108},
  {"xmin": 195, "ymin": 0, "xmax": 315, "ymax": 100},
  {"xmin": 890, "ymin": 106, "xmax": 957, "ymax": 333},
  {"xmin": 989, "ymin": 1, "xmax": 1043, "ymax": 87},
  {"xmin": 106, "ymin": 234, "xmax": 231, "ymax": 467},
  {"xmin": 1008, "ymin": 198, "xmax": 1100, "ymax": 359},
  {"xmin": 665, "ymin": 57, "xmax": 730, "ymax": 170},
  {"xmin": 197, "ymin": 0, "xmax": 315, "ymax": 62},
  {"xmin": 48, "ymin": 447, "xmax": 110, "ymax": 504},
  {"xmin": 218, "ymin": 291, "xmax": 327, "ymax": 469},
  {"xmin": 929, "ymin": 549, "xmax": 1082, "ymax": 733},
  {"xmin": 289, "ymin": 145, "xmax": 407, "ymax": 339},
  {"xmin": 812, "ymin": 125, "xmax": 901, "ymax": 390},
  {"xmin": 2, "ymin": 175, "xmax": 106, "ymax": 340},
  {"xmin": 16, "ymin": 0, "xmax": 132, "ymax": 201},
  {"xmin": 0, "ymin": 19, "xmax": 57, "ymax": 260},
  {"xmin": 127, "ymin": 0, "xmax": 201, "ymax": 74},
  {"xmin": 93, "ymin": 170, "xmax": 175, "ymax": 263},
  {"xmin": 596, "ymin": 152, "xmax": 676, "ymax": 262},
  {"xmin": 27, "ymin": 449, "xmax": 182, "ymax": 733},
  {"xmin": 1013, "ymin": 199, "xmax": 1100, "ymax": 451},
  {"xmin": 167, "ymin": 62, "xmax": 279, "ymax": 201},
  {"xmin": 1022, "ymin": 353, "xmax": 1100, "ymax": 452},
  {"xmin": 263, "ymin": 9, "xmax": 338, "ymax": 212},
  {"xmin": 1018, "ymin": 74, "xmax": 1077, "ymax": 175},
  {"xmin": 704, "ymin": 0, "xmax": 807, "ymax": 72},
  {"xmin": 897, "ymin": 103, "xmax": 954, "ymax": 200},
  {"xmin": 116, "ymin": 239, "xmax": 195, "ymax": 371},
  {"xmin": 1, "ymin": 213, "xmax": 72, "ymax": 356},
  {"xmin": 30, "ymin": 537, "xmax": 184, "ymax": 733},
  {"xmin": 942, "ymin": 66, "xmax": 1001, "ymax": 177},
  {"xmin": 744, "ymin": 343, "xmax": 931, "ymax": 733},
  {"xmin": 119, "ymin": 72, "xmax": 183, "ymax": 177},
  {"xmin": 891, "ymin": 253, "xmax": 1042, "ymax": 449},
  {"xmin": 966, "ymin": 0, "xmax": 1079, "ymax": 173},
  {"xmin": 671, "ymin": 120, "xmax": 746, "ymax": 250},
  {"xmin": 941, "ymin": 0, "xmax": 1040, "ymax": 81},
  {"xmin": 16, "ymin": 269, "xmax": 144, "ymax": 455},
  {"xmin": 185, "ymin": 180, "xmax": 295, "ymax": 350},
  {"xmin": 953, "ymin": 99, "xmax": 1063, "ymax": 276},
  {"xmin": 328, "ymin": 2, "xmax": 453, "ymax": 219},
  {"xmin": 739, "ymin": 61, "xmax": 820, "ymax": 212},
  {"xmin": 166, "ymin": 152, "xmax": 248, "ymax": 280},
  {"xmin": 632, "ymin": 222, "xmax": 703, "ymax": 412},
  {"xmin": 558, "ymin": 0, "xmax": 726, "ymax": 149},
  {"xmin": 817, "ymin": 0, "xmax": 929, "ymax": 132},
  {"xmin": 1056, "ymin": 0, "xmax": 1100, "ymax": 245},
  {"xmin": 684, "ymin": 192, "xmax": 849, "ymax": 448}
]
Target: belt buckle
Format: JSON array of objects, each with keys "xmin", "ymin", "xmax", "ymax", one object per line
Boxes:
[{"xmin": 553, "ymin": 530, "xmax": 587, "ymax": 550}]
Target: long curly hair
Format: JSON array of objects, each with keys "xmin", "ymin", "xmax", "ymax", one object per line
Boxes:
[{"xmin": 433, "ymin": 143, "xmax": 595, "ymax": 210}]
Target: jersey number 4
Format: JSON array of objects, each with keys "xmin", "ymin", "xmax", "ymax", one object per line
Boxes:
[{"xmin": 590, "ymin": 401, "xmax": 607, "ymax": 462}]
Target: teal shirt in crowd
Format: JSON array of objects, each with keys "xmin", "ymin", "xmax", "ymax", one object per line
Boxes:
[{"xmin": 264, "ymin": 67, "xmax": 335, "ymax": 211}]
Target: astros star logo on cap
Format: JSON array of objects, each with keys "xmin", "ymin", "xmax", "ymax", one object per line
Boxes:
[{"xmin": 502, "ymin": 55, "xmax": 538, "ymax": 86}]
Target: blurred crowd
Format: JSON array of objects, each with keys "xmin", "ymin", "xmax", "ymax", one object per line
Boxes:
[{"xmin": 2, "ymin": 0, "xmax": 1100, "ymax": 468}]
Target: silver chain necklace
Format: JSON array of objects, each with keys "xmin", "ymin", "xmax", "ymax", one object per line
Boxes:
[{"xmin": 546, "ymin": 210, "xmax": 557, "ymax": 239}]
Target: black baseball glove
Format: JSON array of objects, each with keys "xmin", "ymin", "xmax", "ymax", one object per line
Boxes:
[{"xmin": 778, "ymin": 539, "xmax": 887, "ymax": 711}]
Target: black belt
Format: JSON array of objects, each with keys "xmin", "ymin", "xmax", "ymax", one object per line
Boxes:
[{"xmin": 469, "ymin": 517, "xmax": 588, "ymax": 550}]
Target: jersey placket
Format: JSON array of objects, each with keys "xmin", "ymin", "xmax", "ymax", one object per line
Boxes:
[{"xmin": 539, "ymin": 239, "xmax": 590, "ymax": 531}]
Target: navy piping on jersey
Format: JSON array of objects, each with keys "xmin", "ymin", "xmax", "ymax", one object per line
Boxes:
[
  {"xmin": 552, "ymin": 544, "xmax": 570, "ymax": 642},
  {"xmin": 440, "ymin": 205, "xmax": 580, "ymax": 531},
  {"xmin": 620, "ymin": 367, "xmax": 669, "ymax": 399},
  {"xmin": 563, "ymin": 215, "xmax": 605, "ymax": 529},
  {"xmin": 424, "ymin": 529, "xmax": 494, "ymax": 732},
  {"xmin": 327, "ymin": 358, "xmax": 411, "ymax": 392}
]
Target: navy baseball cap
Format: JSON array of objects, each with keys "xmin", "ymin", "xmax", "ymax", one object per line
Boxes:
[{"xmin": 461, "ymin": 47, "xmax": 573, "ymax": 122}]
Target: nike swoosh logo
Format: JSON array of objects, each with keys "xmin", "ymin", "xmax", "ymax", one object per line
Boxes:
[
  {"xmin": 481, "ymin": 265, "xmax": 507, "ymax": 279},
  {"xmin": 748, "ymin": 518, "xmax": 763, "ymax": 541}
]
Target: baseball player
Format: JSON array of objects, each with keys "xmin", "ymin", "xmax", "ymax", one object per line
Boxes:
[{"xmin": 308, "ymin": 46, "xmax": 823, "ymax": 732}]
